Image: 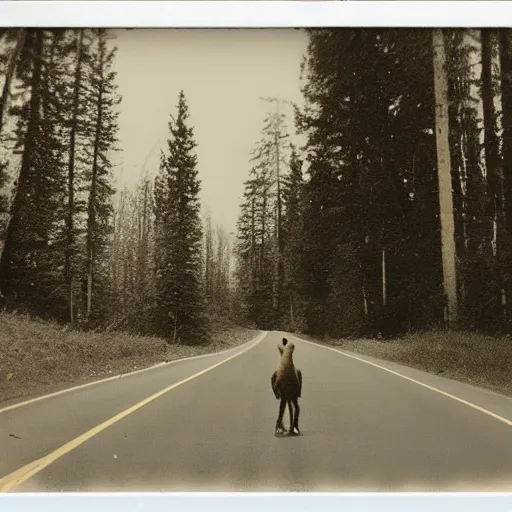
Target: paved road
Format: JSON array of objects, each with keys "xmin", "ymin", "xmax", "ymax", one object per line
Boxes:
[{"xmin": 2, "ymin": 330, "xmax": 512, "ymax": 492}]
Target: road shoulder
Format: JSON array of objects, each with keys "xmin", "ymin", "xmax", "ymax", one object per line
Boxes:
[{"xmin": 293, "ymin": 333, "xmax": 512, "ymax": 428}]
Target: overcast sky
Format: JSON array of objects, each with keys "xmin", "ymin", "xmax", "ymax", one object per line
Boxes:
[{"xmin": 112, "ymin": 28, "xmax": 309, "ymax": 234}]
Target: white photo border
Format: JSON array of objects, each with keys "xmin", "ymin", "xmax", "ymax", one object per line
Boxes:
[
  {"xmin": 3, "ymin": 492, "xmax": 512, "ymax": 510},
  {"xmin": 0, "ymin": 1, "xmax": 511, "ymax": 28}
]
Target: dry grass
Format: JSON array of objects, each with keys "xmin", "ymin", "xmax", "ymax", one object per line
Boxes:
[
  {"xmin": 0, "ymin": 312, "xmax": 259, "ymax": 405},
  {"xmin": 303, "ymin": 330, "xmax": 512, "ymax": 397}
]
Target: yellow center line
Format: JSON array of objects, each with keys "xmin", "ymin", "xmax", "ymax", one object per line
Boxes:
[
  {"xmin": 296, "ymin": 336, "xmax": 512, "ymax": 428},
  {"xmin": 0, "ymin": 331, "xmax": 268, "ymax": 492}
]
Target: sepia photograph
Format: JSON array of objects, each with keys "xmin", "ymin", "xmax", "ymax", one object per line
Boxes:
[{"xmin": 2, "ymin": 13, "xmax": 512, "ymax": 497}]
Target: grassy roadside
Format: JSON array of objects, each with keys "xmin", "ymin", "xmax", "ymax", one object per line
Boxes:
[
  {"xmin": 298, "ymin": 330, "xmax": 512, "ymax": 398},
  {"xmin": 0, "ymin": 312, "xmax": 259, "ymax": 405}
]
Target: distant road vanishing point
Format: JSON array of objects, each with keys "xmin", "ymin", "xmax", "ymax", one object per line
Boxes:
[{"xmin": 2, "ymin": 330, "xmax": 512, "ymax": 492}]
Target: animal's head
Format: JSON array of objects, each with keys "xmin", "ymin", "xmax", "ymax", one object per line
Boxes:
[{"xmin": 278, "ymin": 337, "xmax": 295, "ymax": 356}]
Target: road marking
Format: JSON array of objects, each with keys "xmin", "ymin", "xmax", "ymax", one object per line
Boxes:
[
  {"xmin": 0, "ymin": 331, "xmax": 265, "ymax": 416},
  {"xmin": 0, "ymin": 331, "xmax": 268, "ymax": 492},
  {"xmin": 295, "ymin": 336, "xmax": 512, "ymax": 428}
]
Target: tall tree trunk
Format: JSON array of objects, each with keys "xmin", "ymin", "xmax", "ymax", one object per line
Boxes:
[
  {"xmin": 250, "ymin": 195, "xmax": 256, "ymax": 296},
  {"xmin": 260, "ymin": 190, "xmax": 267, "ymax": 276},
  {"xmin": 482, "ymin": 30, "xmax": 502, "ymax": 243},
  {"xmin": 111, "ymin": 209, "xmax": 118, "ymax": 298},
  {"xmin": 215, "ymin": 227, "xmax": 225, "ymax": 310},
  {"xmin": 86, "ymin": 46, "xmax": 104, "ymax": 323},
  {"xmin": 362, "ymin": 285, "xmax": 369, "ymax": 318},
  {"xmin": 66, "ymin": 29, "xmax": 85, "ymax": 325},
  {"xmin": 274, "ymin": 103, "xmax": 282, "ymax": 325},
  {"xmin": 382, "ymin": 247, "xmax": 387, "ymax": 307},
  {"xmin": 204, "ymin": 214, "xmax": 213, "ymax": 301},
  {"xmin": 499, "ymin": 29, "xmax": 512, "ymax": 324},
  {"xmin": 0, "ymin": 30, "xmax": 44, "ymax": 294},
  {"xmin": 432, "ymin": 28, "xmax": 459, "ymax": 326},
  {"xmin": 0, "ymin": 28, "xmax": 26, "ymax": 134},
  {"xmin": 482, "ymin": 28, "xmax": 505, "ymax": 324},
  {"xmin": 138, "ymin": 178, "xmax": 150, "ymax": 302}
]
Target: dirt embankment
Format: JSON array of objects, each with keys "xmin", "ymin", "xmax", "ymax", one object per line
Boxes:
[{"xmin": 0, "ymin": 312, "xmax": 259, "ymax": 405}]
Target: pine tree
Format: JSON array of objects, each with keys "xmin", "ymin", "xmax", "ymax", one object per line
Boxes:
[
  {"xmin": 204, "ymin": 212, "xmax": 214, "ymax": 303},
  {"xmin": 82, "ymin": 28, "xmax": 120, "ymax": 325},
  {"xmin": 281, "ymin": 144, "xmax": 303, "ymax": 331},
  {"xmin": 296, "ymin": 28, "xmax": 446, "ymax": 337},
  {"xmin": 235, "ymin": 103, "xmax": 293, "ymax": 329},
  {"xmin": 0, "ymin": 28, "xmax": 120, "ymax": 325},
  {"xmin": 153, "ymin": 91, "xmax": 209, "ymax": 344},
  {"xmin": 296, "ymin": 29, "xmax": 375, "ymax": 337},
  {"xmin": 235, "ymin": 179, "xmax": 260, "ymax": 325},
  {"xmin": 64, "ymin": 29, "xmax": 86, "ymax": 325},
  {"xmin": 297, "ymin": 158, "xmax": 345, "ymax": 336},
  {"xmin": 0, "ymin": 29, "xmax": 45, "ymax": 307},
  {"xmin": 0, "ymin": 30, "xmax": 70, "ymax": 319},
  {"xmin": 236, "ymin": 163, "xmax": 277, "ymax": 328},
  {"xmin": 252, "ymin": 102, "xmax": 290, "ymax": 326}
]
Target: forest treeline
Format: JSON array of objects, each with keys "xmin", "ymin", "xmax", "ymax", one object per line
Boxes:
[
  {"xmin": 2, "ymin": 28, "xmax": 512, "ymax": 345},
  {"xmin": 235, "ymin": 28, "xmax": 512, "ymax": 338},
  {"xmin": 0, "ymin": 28, "xmax": 233, "ymax": 344}
]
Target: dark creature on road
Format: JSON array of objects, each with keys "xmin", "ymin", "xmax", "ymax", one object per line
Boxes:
[{"xmin": 271, "ymin": 337, "xmax": 302, "ymax": 436}]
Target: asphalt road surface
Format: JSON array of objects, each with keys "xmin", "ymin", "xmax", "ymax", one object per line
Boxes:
[{"xmin": 2, "ymin": 330, "xmax": 512, "ymax": 492}]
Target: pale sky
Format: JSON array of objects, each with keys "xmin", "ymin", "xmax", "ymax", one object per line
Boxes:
[{"xmin": 112, "ymin": 28, "xmax": 309, "ymax": 234}]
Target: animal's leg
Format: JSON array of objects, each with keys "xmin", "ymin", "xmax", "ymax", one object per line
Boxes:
[
  {"xmin": 275, "ymin": 398, "xmax": 286, "ymax": 435},
  {"xmin": 287, "ymin": 400, "xmax": 294, "ymax": 434},
  {"xmin": 271, "ymin": 371, "xmax": 281, "ymax": 399},
  {"xmin": 291, "ymin": 398, "xmax": 301, "ymax": 435},
  {"xmin": 277, "ymin": 414, "xmax": 285, "ymax": 432}
]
